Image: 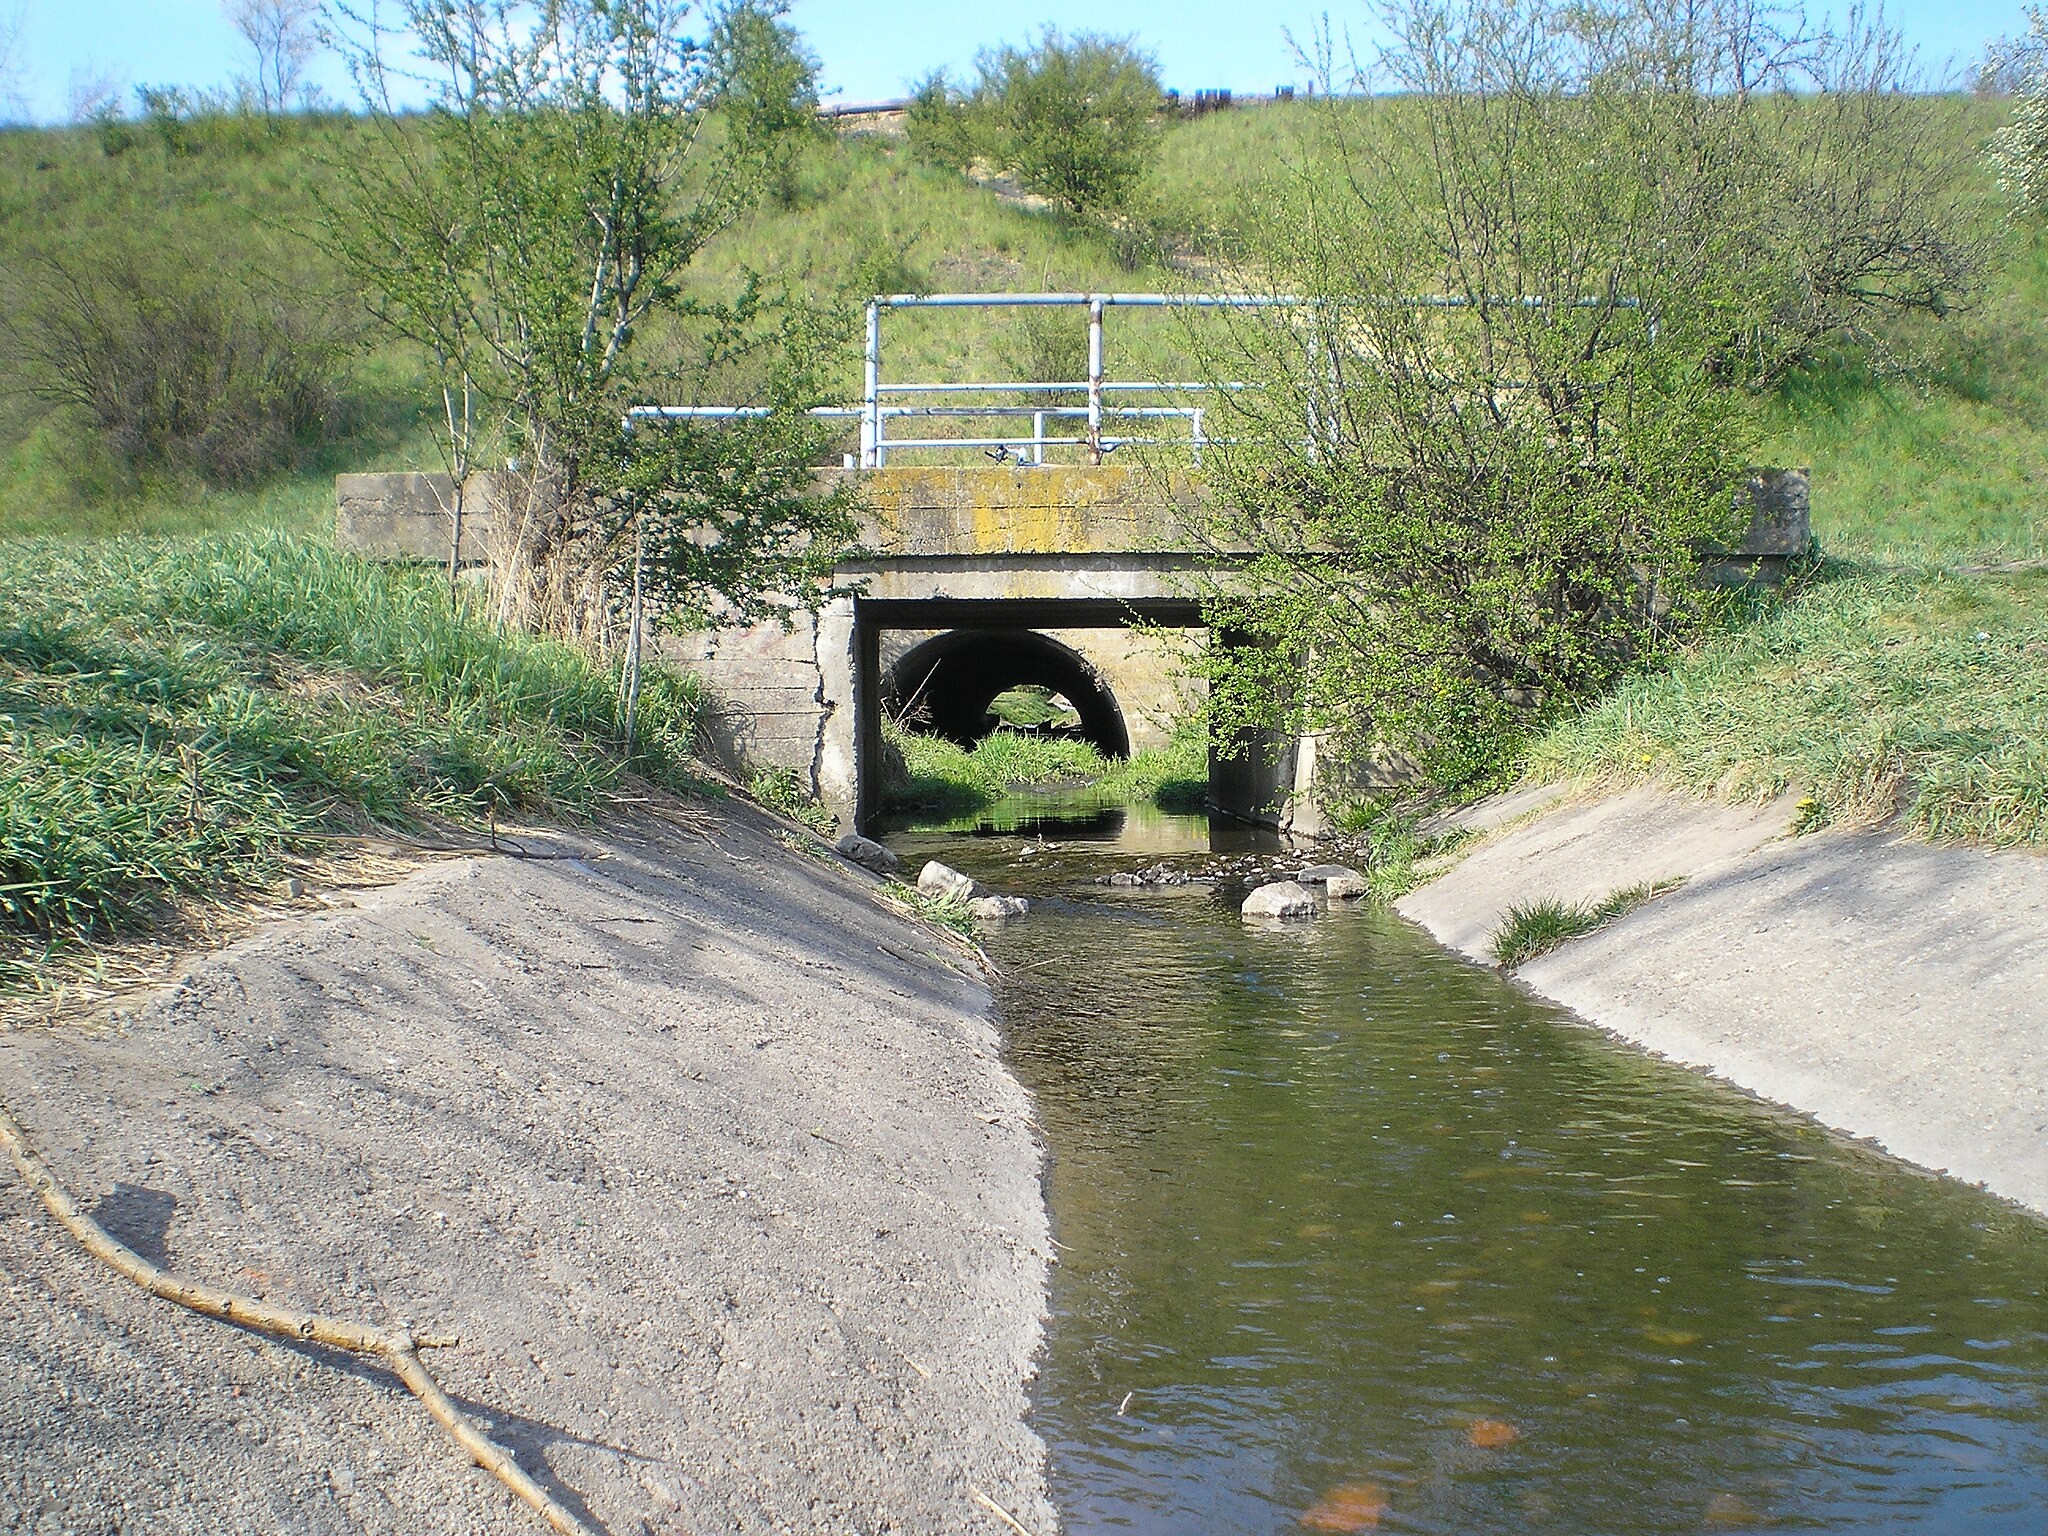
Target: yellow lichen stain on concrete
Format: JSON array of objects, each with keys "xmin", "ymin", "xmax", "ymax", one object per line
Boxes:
[{"xmin": 854, "ymin": 465, "xmax": 1197, "ymax": 556}]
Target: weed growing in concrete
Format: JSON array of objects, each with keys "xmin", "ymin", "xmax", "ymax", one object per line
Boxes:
[
  {"xmin": 749, "ymin": 767, "xmax": 838, "ymax": 836},
  {"xmin": 903, "ymin": 888, "xmax": 978, "ymax": 941},
  {"xmin": 1489, "ymin": 881, "xmax": 1682, "ymax": 968}
]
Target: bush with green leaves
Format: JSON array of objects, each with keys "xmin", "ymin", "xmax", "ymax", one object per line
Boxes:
[
  {"xmin": 905, "ymin": 71, "xmax": 981, "ymax": 173},
  {"xmin": 1191, "ymin": 0, "xmax": 1985, "ymax": 791},
  {"xmin": 707, "ymin": 0, "xmax": 827, "ymax": 206},
  {"xmin": 0, "ymin": 237, "xmax": 342, "ymax": 487},
  {"xmin": 914, "ymin": 30, "xmax": 1164, "ymax": 218},
  {"xmin": 320, "ymin": 0, "xmax": 855, "ymax": 646}
]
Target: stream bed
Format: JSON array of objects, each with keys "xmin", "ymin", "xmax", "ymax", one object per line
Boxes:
[{"xmin": 883, "ymin": 797, "xmax": 2048, "ymax": 1535}]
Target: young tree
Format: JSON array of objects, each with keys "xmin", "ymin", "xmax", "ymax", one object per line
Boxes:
[
  {"xmin": 971, "ymin": 30, "xmax": 1164, "ymax": 217},
  {"xmin": 66, "ymin": 65, "xmax": 126, "ymax": 126},
  {"xmin": 321, "ymin": 0, "xmax": 855, "ymax": 647},
  {"xmin": 1190, "ymin": 0, "xmax": 1981, "ymax": 790},
  {"xmin": 1991, "ymin": 7, "xmax": 2048, "ymax": 212},
  {"xmin": 904, "ymin": 70, "xmax": 980, "ymax": 172},
  {"xmin": 225, "ymin": 0, "xmax": 320, "ymax": 117}
]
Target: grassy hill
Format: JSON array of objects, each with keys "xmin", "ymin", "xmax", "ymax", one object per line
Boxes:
[{"xmin": 0, "ymin": 96, "xmax": 2044, "ymax": 984}]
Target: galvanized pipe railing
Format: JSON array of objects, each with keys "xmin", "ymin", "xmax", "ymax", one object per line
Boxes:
[{"xmin": 631, "ymin": 290, "xmax": 1649, "ymax": 468}]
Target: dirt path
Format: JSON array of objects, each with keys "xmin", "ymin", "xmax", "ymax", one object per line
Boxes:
[
  {"xmin": 1397, "ymin": 786, "xmax": 2048, "ymax": 1218},
  {"xmin": 0, "ymin": 802, "xmax": 1053, "ymax": 1535}
]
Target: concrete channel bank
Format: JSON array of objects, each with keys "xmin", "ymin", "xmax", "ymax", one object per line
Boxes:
[
  {"xmin": 0, "ymin": 799, "xmax": 1053, "ymax": 1535},
  {"xmin": 1396, "ymin": 785, "xmax": 2048, "ymax": 1218}
]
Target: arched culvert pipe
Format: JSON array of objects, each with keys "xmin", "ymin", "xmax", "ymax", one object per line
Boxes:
[{"xmin": 883, "ymin": 629, "xmax": 1132, "ymax": 758}]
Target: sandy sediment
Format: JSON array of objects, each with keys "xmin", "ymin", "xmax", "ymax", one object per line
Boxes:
[
  {"xmin": 1397, "ymin": 786, "xmax": 2048, "ymax": 1218},
  {"xmin": 0, "ymin": 801, "xmax": 1053, "ymax": 1535}
]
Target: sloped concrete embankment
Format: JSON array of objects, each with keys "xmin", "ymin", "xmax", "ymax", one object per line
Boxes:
[
  {"xmin": 1396, "ymin": 787, "xmax": 2048, "ymax": 1218},
  {"xmin": 0, "ymin": 803, "xmax": 1052, "ymax": 1535}
]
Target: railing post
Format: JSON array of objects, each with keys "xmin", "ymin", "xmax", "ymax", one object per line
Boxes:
[
  {"xmin": 1033, "ymin": 409, "xmax": 1046, "ymax": 466},
  {"xmin": 862, "ymin": 298, "xmax": 882, "ymax": 469},
  {"xmin": 1087, "ymin": 297, "xmax": 1105, "ymax": 465},
  {"xmin": 1192, "ymin": 406, "xmax": 1205, "ymax": 468}
]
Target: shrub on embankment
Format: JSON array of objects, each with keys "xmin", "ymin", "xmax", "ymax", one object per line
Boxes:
[
  {"xmin": 1523, "ymin": 221, "xmax": 2048, "ymax": 849},
  {"xmin": 0, "ymin": 534, "xmax": 703, "ymax": 981}
]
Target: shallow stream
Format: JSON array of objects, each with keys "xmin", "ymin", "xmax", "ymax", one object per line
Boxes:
[{"xmin": 883, "ymin": 796, "xmax": 2048, "ymax": 1535}]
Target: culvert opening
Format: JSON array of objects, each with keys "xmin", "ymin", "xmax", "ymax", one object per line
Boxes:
[{"xmin": 883, "ymin": 629, "xmax": 1132, "ymax": 758}]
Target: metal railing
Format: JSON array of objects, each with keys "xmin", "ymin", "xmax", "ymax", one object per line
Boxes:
[
  {"xmin": 626, "ymin": 290, "xmax": 1650, "ymax": 467},
  {"xmin": 856, "ymin": 292, "xmax": 1284, "ymax": 468}
]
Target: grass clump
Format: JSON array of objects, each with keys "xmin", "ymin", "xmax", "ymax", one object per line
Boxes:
[
  {"xmin": 903, "ymin": 887, "xmax": 980, "ymax": 941},
  {"xmin": 0, "ymin": 533, "xmax": 705, "ymax": 981},
  {"xmin": 1527, "ymin": 565, "xmax": 2048, "ymax": 846},
  {"xmin": 748, "ymin": 765, "xmax": 838, "ymax": 836},
  {"xmin": 1322, "ymin": 797, "xmax": 1479, "ymax": 903},
  {"xmin": 1489, "ymin": 881, "xmax": 1681, "ymax": 967}
]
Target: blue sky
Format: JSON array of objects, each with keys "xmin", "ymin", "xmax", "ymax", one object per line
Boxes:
[{"xmin": 3, "ymin": 0, "xmax": 2032, "ymax": 123}]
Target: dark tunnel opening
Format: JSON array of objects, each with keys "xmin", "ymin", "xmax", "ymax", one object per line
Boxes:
[{"xmin": 882, "ymin": 629, "xmax": 1132, "ymax": 758}]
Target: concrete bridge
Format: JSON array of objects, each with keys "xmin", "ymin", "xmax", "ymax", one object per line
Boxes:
[
  {"xmin": 336, "ymin": 461, "xmax": 1809, "ymax": 836},
  {"xmin": 663, "ymin": 464, "xmax": 1273, "ymax": 832}
]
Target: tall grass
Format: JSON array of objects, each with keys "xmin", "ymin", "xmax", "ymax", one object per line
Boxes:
[
  {"xmin": 1528, "ymin": 565, "xmax": 2048, "ymax": 845},
  {"xmin": 0, "ymin": 534, "xmax": 703, "ymax": 978}
]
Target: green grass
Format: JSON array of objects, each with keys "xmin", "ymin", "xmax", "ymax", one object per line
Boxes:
[
  {"xmin": 0, "ymin": 533, "xmax": 705, "ymax": 982},
  {"xmin": 883, "ymin": 723, "xmax": 1209, "ymax": 819},
  {"xmin": 1528, "ymin": 563, "xmax": 2048, "ymax": 845},
  {"xmin": 7, "ymin": 97, "xmax": 2047, "ymax": 856},
  {"xmin": 1489, "ymin": 881, "xmax": 1682, "ymax": 967},
  {"xmin": 1313, "ymin": 796, "xmax": 1480, "ymax": 902},
  {"xmin": 747, "ymin": 764, "xmax": 839, "ymax": 835},
  {"xmin": 1763, "ymin": 228, "xmax": 2048, "ymax": 567}
]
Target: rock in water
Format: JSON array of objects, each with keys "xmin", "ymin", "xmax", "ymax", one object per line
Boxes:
[
  {"xmin": 1297, "ymin": 863, "xmax": 1362, "ymax": 885},
  {"xmin": 1241, "ymin": 880, "xmax": 1316, "ymax": 919},
  {"xmin": 968, "ymin": 895, "xmax": 1030, "ymax": 920},
  {"xmin": 917, "ymin": 861, "xmax": 985, "ymax": 901},
  {"xmin": 1324, "ymin": 871, "xmax": 1369, "ymax": 901},
  {"xmin": 834, "ymin": 833, "xmax": 900, "ymax": 876}
]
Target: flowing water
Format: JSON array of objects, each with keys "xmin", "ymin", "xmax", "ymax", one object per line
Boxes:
[{"xmin": 882, "ymin": 797, "xmax": 2048, "ymax": 1535}]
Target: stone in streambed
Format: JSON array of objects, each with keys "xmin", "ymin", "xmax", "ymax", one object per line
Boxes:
[
  {"xmin": 835, "ymin": 833, "xmax": 900, "ymax": 876},
  {"xmin": 917, "ymin": 861, "xmax": 985, "ymax": 901},
  {"xmin": 967, "ymin": 895, "xmax": 1030, "ymax": 920},
  {"xmin": 1241, "ymin": 880, "xmax": 1316, "ymax": 919},
  {"xmin": 1299, "ymin": 864, "xmax": 1368, "ymax": 900}
]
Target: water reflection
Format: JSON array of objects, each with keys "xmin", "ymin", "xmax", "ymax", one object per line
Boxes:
[{"xmin": 885, "ymin": 807, "xmax": 2048, "ymax": 1535}]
